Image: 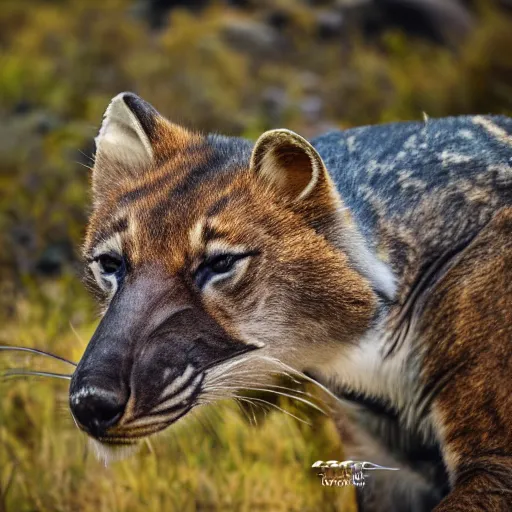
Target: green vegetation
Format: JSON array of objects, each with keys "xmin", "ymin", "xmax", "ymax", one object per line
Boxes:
[{"xmin": 0, "ymin": 0, "xmax": 511, "ymax": 510}]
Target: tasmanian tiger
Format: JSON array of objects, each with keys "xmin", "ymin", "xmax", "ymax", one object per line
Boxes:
[{"xmin": 68, "ymin": 93, "xmax": 512, "ymax": 511}]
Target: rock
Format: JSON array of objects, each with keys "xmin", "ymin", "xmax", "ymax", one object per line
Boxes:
[
  {"xmin": 341, "ymin": 0, "xmax": 474, "ymax": 45},
  {"xmin": 134, "ymin": 0, "xmax": 477, "ymax": 46},
  {"xmin": 261, "ymin": 87, "xmax": 289, "ymax": 126},
  {"xmin": 300, "ymin": 95, "xmax": 324, "ymax": 124},
  {"xmin": 222, "ymin": 19, "xmax": 282, "ymax": 55},
  {"xmin": 35, "ymin": 242, "xmax": 74, "ymax": 277},
  {"xmin": 316, "ymin": 9, "xmax": 345, "ymax": 40},
  {"xmin": 265, "ymin": 9, "xmax": 292, "ymax": 32}
]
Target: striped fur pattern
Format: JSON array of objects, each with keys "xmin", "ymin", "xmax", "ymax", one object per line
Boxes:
[{"xmin": 70, "ymin": 93, "xmax": 512, "ymax": 511}]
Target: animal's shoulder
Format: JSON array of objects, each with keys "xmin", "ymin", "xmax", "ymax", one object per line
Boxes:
[{"xmin": 311, "ymin": 115, "xmax": 512, "ymax": 287}]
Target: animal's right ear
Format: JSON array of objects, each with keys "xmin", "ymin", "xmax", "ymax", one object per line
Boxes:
[
  {"xmin": 93, "ymin": 92, "xmax": 192, "ymax": 196},
  {"xmin": 94, "ymin": 92, "xmax": 157, "ymax": 172}
]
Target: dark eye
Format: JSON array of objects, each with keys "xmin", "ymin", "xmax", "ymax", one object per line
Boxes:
[
  {"xmin": 95, "ymin": 253, "xmax": 124, "ymax": 275},
  {"xmin": 208, "ymin": 254, "xmax": 237, "ymax": 274},
  {"xmin": 194, "ymin": 252, "xmax": 257, "ymax": 289}
]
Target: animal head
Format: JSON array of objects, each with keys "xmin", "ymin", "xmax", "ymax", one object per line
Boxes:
[{"xmin": 69, "ymin": 92, "xmax": 378, "ymax": 457}]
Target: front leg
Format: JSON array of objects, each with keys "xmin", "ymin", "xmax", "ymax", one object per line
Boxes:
[
  {"xmin": 432, "ymin": 376, "xmax": 512, "ymax": 512},
  {"xmin": 433, "ymin": 453, "xmax": 512, "ymax": 511},
  {"xmin": 419, "ymin": 208, "xmax": 512, "ymax": 511}
]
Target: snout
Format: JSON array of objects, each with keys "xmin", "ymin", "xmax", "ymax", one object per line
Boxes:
[
  {"xmin": 69, "ymin": 272, "xmax": 259, "ymax": 444},
  {"xmin": 70, "ymin": 386, "xmax": 126, "ymax": 437},
  {"xmin": 69, "ymin": 361, "xmax": 205, "ymax": 443}
]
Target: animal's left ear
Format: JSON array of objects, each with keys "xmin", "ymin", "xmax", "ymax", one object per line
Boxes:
[{"xmin": 250, "ymin": 129, "xmax": 336, "ymax": 204}]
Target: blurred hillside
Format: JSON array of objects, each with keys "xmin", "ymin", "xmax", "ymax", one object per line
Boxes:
[
  {"xmin": 0, "ymin": 1, "xmax": 512, "ymax": 511},
  {"xmin": 1, "ymin": 0, "xmax": 512, "ymax": 301}
]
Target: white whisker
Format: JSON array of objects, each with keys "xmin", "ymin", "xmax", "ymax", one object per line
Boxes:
[
  {"xmin": 144, "ymin": 438, "xmax": 155, "ymax": 455},
  {"xmin": 0, "ymin": 346, "xmax": 77, "ymax": 367},
  {"xmin": 234, "ymin": 396, "xmax": 311, "ymax": 426},
  {"xmin": 206, "ymin": 384, "xmax": 327, "ymax": 415},
  {"xmin": 1, "ymin": 369, "xmax": 72, "ymax": 380},
  {"xmin": 254, "ymin": 355, "xmax": 351, "ymax": 406}
]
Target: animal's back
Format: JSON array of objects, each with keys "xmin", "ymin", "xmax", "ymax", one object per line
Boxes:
[{"xmin": 313, "ymin": 116, "xmax": 512, "ymax": 296}]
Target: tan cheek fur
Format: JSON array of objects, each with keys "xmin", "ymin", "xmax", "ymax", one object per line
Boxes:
[{"xmin": 195, "ymin": 183, "xmax": 377, "ymax": 364}]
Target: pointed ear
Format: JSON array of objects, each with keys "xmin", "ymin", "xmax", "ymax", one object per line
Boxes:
[
  {"xmin": 92, "ymin": 93, "xmax": 194, "ymax": 198},
  {"xmin": 94, "ymin": 92, "xmax": 158, "ymax": 170},
  {"xmin": 250, "ymin": 129, "xmax": 331, "ymax": 202}
]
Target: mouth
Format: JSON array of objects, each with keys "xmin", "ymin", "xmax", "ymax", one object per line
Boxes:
[
  {"xmin": 87, "ymin": 437, "xmax": 142, "ymax": 464},
  {"xmin": 71, "ymin": 345, "xmax": 261, "ymax": 451},
  {"xmin": 86, "ymin": 372, "xmax": 205, "ymax": 446}
]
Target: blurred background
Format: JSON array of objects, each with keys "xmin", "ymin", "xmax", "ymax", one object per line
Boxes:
[{"xmin": 1, "ymin": 0, "xmax": 511, "ymax": 511}]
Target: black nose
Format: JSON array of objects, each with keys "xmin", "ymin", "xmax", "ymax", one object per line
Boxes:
[{"xmin": 70, "ymin": 389, "xmax": 125, "ymax": 436}]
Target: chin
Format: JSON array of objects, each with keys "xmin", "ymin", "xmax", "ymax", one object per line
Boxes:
[{"xmin": 89, "ymin": 438, "xmax": 142, "ymax": 464}]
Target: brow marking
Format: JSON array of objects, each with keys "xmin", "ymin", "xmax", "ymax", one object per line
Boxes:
[
  {"xmin": 189, "ymin": 218, "xmax": 205, "ymax": 252},
  {"xmin": 92, "ymin": 233, "xmax": 123, "ymax": 258}
]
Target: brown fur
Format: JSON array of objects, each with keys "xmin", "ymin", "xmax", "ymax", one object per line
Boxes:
[
  {"xmin": 72, "ymin": 93, "xmax": 512, "ymax": 510},
  {"xmin": 421, "ymin": 207, "xmax": 512, "ymax": 511}
]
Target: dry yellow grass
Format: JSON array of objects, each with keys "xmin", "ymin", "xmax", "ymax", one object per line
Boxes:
[{"xmin": 0, "ymin": 279, "xmax": 356, "ymax": 512}]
